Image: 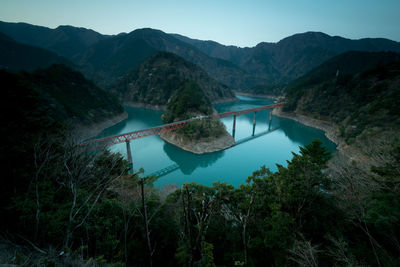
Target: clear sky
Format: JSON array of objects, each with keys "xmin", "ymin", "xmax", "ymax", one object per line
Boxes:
[{"xmin": 1, "ymin": 0, "xmax": 399, "ymax": 47}]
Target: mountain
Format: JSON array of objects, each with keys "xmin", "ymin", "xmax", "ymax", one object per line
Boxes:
[
  {"xmin": 175, "ymin": 32, "xmax": 400, "ymax": 93},
  {"xmin": 3, "ymin": 21, "xmax": 400, "ymax": 93},
  {"xmin": 0, "ymin": 22, "xmax": 264, "ymax": 90},
  {"xmin": 1, "ymin": 64, "xmax": 124, "ymax": 128},
  {"xmin": 78, "ymin": 28, "xmax": 259, "ymax": 89},
  {"xmin": 111, "ymin": 51, "xmax": 236, "ymax": 107},
  {"xmin": 0, "ymin": 32, "xmax": 72, "ymax": 71},
  {"xmin": 0, "ymin": 21, "xmax": 109, "ymax": 60},
  {"xmin": 283, "ymin": 51, "xmax": 400, "ymax": 143}
]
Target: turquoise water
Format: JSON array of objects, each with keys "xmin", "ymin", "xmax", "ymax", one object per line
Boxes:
[{"xmin": 97, "ymin": 95, "xmax": 336, "ymax": 187}]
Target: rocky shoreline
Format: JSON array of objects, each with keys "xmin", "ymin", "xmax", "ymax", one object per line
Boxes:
[
  {"xmin": 159, "ymin": 130, "xmax": 235, "ymax": 154},
  {"xmin": 272, "ymin": 107, "xmax": 375, "ymax": 169},
  {"xmin": 124, "ymin": 97, "xmax": 239, "ymax": 112},
  {"xmin": 75, "ymin": 111, "xmax": 128, "ymax": 140},
  {"xmin": 124, "ymin": 101, "xmax": 167, "ymax": 110},
  {"xmin": 272, "ymin": 107, "xmax": 341, "ymax": 147},
  {"xmin": 235, "ymin": 91, "xmax": 281, "ymax": 100}
]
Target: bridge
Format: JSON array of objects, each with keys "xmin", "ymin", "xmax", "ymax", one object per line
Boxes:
[{"xmin": 81, "ymin": 103, "xmax": 284, "ymax": 174}]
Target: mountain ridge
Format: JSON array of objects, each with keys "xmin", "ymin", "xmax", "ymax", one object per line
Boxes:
[{"xmin": 2, "ymin": 21, "xmax": 400, "ymax": 92}]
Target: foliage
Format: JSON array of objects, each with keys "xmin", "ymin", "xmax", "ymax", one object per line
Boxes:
[
  {"xmin": 284, "ymin": 51, "xmax": 400, "ymax": 142},
  {"xmin": 112, "ymin": 51, "xmax": 235, "ymax": 106},
  {"xmin": 161, "ymin": 79, "xmax": 228, "ymax": 140},
  {"xmin": 176, "ymin": 118, "xmax": 227, "ymax": 140},
  {"xmin": 162, "ymin": 80, "xmax": 212, "ymax": 123},
  {"xmin": 2, "ymin": 63, "xmax": 399, "ymax": 265},
  {"xmin": 242, "ymin": 83, "xmax": 286, "ymax": 96}
]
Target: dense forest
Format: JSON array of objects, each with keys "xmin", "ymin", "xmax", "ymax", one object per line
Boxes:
[
  {"xmin": 161, "ymin": 81, "xmax": 226, "ymax": 141},
  {"xmin": 2, "ymin": 113, "xmax": 399, "ymax": 266},
  {"xmin": 1, "ymin": 66, "xmax": 400, "ymax": 266},
  {"xmin": 283, "ymin": 51, "xmax": 400, "ymax": 158},
  {"xmin": 1, "ymin": 22, "xmax": 400, "ymax": 266}
]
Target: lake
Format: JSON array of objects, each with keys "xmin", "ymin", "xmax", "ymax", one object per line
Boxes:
[{"xmin": 97, "ymin": 95, "xmax": 336, "ymax": 187}]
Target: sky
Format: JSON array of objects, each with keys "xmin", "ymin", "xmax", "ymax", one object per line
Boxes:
[{"xmin": 0, "ymin": 0, "xmax": 399, "ymax": 47}]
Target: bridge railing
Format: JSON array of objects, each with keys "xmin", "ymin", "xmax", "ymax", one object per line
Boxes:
[
  {"xmin": 80, "ymin": 103, "xmax": 284, "ymax": 146},
  {"xmin": 217, "ymin": 103, "xmax": 284, "ymax": 118}
]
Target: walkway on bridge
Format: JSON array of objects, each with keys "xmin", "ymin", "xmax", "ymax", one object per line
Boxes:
[{"xmin": 80, "ymin": 102, "xmax": 284, "ymax": 175}]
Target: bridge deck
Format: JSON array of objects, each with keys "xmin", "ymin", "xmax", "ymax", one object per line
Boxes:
[{"xmin": 81, "ymin": 103, "xmax": 284, "ymax": 146}]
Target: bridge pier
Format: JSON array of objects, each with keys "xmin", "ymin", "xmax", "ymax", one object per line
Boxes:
[
  {"xmin": 126, "ymin": 140, "xmax": 133, "ymax": 174},
  {"xmin": 252, "ymin": 112, "xmax": 257, "ymax": 136},
  {"xmin": 268, "ymin": 109, "xmax": 273, "ymax": 131},
  {"xmin": 232, "ymin": 115, "xmax": 236, "ymax": 138}
]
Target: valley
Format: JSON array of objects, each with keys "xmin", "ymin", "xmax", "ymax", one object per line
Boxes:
[{"xmin": 1, "ymin": 16, "xmax": 399, "ymax": 266}]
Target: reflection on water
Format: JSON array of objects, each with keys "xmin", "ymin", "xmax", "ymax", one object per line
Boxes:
[
  {"xmin": 277, "ymin": 118, "xmax": 337, "ymax": 153},
  {"xmin": 96, "ymin": 95, "xmax": 336, "ymax": 187},
  {"xmin": 163, "ymin": 142, "xmax": 224, "ymax": 175}
]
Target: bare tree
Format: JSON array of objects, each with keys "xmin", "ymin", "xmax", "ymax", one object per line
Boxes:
[
  {"xmin": 220, "ymin": 186, "xmax": 256, "ymax": 267},
  {"xmin": 32, "ymin": 135, "xmax": 57, "ymax": 242},
  {"xmin": 288, "ymin": 235, "xmax": 320, "ymax": 267},
  {"xmin": 329, "ymin": 154, "xmax": 385, "ymax": 266},
  {"xmin": 58, "ymin": 136, "xmax": 127, "ymax": 248},
  {"xmin": 109, "ymin": 172, "xmax": 140, "ymax": 265}
]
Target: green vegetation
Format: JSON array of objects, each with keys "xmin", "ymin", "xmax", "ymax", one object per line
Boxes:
[
  {"xmin": 162, "ymin": 81, "xmax": 212, "ymax": 123},
  {"xmin": 1, "ymin": 64, "xmax": 124, "ymax": 126},
  {"xmin": 3, "ymin": 117, "xmax": 400, "ymax": 266},
  {"xmin": 241, "ymin": 83, "xmax": 286, "ymax": 96},
  {"xmin": 162, "ymin": 80, "xmax": 227, "ymax": 140},
  {"xmin": 112, "ymin": 51, "xmax": 235, "ymax": 106},
  {"xmin": 284, "ymin": 51, "xmax": 400, "ymax": 143},
  {"xmin": 175, "ymin": 119, "xmax": 227, "ymax": 140},
  {"xmin": 31, "ymin": 64, "xmax": 124, "ymax": 124},
  {"xmin": 0, "ymin": 32, "xmax": 72, "ymax": 71},
  {"xmin": 2, "ymin": 32, "xmax": 400, "ymax": 266}
]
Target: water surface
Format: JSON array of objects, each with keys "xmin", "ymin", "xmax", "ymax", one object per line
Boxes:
[{"xmin": 98, "ymin": 95, "xmax": 336, "ymax": 187}]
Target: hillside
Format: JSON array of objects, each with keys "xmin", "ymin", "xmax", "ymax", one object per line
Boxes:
[
  {"xmin": 159, "ymin": 80, "xmax": 235, "ymax": 154},
  {"xmin": 280, "ymin": 51, "xmax": 400, "ymax": 167},
  {"xmin": 175, "ymin": 32, "xmax": 400, "ymax": 94},
  {"xmin": 77, "ymin": 28, "xmax": 260, "ymax": 89},
  {"xmin": 0, "ymin": 22, "xmax": 266, "ymax": 90},
  {"xmin": 1, "ymin": 64, "xmax": 126, "ymax": 137},
  {"xmin": 3, "ymin": 21, "xmax": 400, "ymax": 93},
  {"xmin": 0, "ymin": 21, "xmax": 109, "ymax": 60},
  {"xmin": 111, "ymin": 51, "xmax": 236, "ymax": 107},
  {"xmin": 0, "ymin": 32, "xmax": 72, "ymax": 71}
]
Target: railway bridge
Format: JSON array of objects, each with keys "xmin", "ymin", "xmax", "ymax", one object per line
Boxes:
[{"xmin": 81, "ymin": 103, "xmax": 284, "ymax": 174}]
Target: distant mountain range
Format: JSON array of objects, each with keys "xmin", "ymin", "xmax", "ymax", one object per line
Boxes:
[{"xmin": 1, "ymin": 21, "xmax": 400, "ymax": 93}]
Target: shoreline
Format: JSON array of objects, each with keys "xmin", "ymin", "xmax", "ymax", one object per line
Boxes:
[
  {"xmin": 75, "ymin": 111, "xmax": 128, "ymax": 140},
  {"xmin": 272, "ymin": 107, "xmax": 342, "ymax": 148},
  {"xmin": 271, "ymin": 107, "xmax": 375, "ymax": 170},
  {"xmin": 235, "ymin": 91, "xmax": 282, "ymax": 100},
  {"xmin": 124, "ymin": 96, "xmax": 240, "ymax": 111},
  {"xmin": 159, "ymin": 130, "xmax": 235, "ymax": 154}
]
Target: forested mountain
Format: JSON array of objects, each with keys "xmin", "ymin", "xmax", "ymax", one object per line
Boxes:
[
  {"xmin": 2, "ymin": 21, "xmax": 400, "ymax": 93},
  {"xmin": 111, "ymin": 51, "xmax": 236, "ymax": 106},
  {"xmin": 0, "ymin": 32, "xmax": 72, "ymax": 71},
  {"xmin": 175, "ymin": 31, "xmax": 400, "ymax": 93},
  {"xmin": 0, "ymin": 21, "xmax": 109, "ymax": 60},
  {"xmin": 0, "ymin": 22, "xmax": 257, "ymax": 90},
  {"xmin": 2, "ymin": 21, "xmax": 400, "ymax": 266},
  {"xmin": 1, "ymin": 64, "xmax": 124, "ymax": 127},
  {"xmin": 283, "ymin": 51, "xmax": 400, "ymax": 162},
  {"xmin": 77, "ymin": 28, "xmax": 258, "ymax": 89}
]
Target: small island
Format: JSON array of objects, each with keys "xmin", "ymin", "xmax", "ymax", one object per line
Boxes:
[{"xmin": 160, "ymin": 80, "xmax": 235, "ymax": 154}]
